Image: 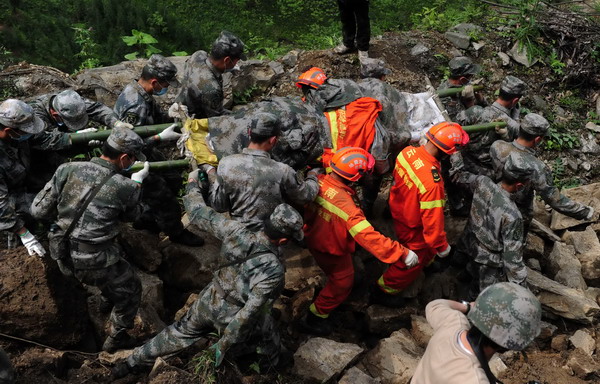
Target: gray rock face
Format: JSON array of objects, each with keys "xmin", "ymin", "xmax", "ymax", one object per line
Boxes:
[
  {"xmin": 550, "ymin": 183, "xmax": 600, "ymax": 231},
  {"xmin": 410, "ymin": 43, "xmax": 429, "ymax": 56},
  {"xmin": 444, "ymin": 31, "xmax": 470, "ymax": 49},
  {"xmin": 366, "ymin": 305, "xmax": 416, "ymax": 335},
  {"xmin": 508, "ymin": 42, "xmax": 538, "ymax": 67},
  {"xmin": 564, "ymin": 227, "xmax": 600, "ymax": 286},
  {"xmin": 566, "ymin": 349, "xmax": 600, "ymax": 379},
  {"xmin": 524, "ymin": 232, "xmax": 545, "ymax": 259},
  {"xmin": 137, "ymin": 269, "xmax": 165, "ymax": 318},
  {"xmin": 498, "ymin": 52, "xmax": 511, "ymax": 66},
  {"xmin": 581, "ymin": 132, "xmax": 600, "ymax": 154},
  {"xmin": 546, "ymin": 241, "xmax": 586, "ymax": 289},
  {"xmin": 292, "ymin": 338, "xmax": 364, "ymax": 382},
  {"xmin": 361, "ymin": 329, "xmax": 423, "ymax": 384},
  {"xmin": 339, "ymin": 367, "xmax": 381, "ymax": 384},
  {"xmin": 119, "ymin": 224, "xmax": 164, "ymax": 272}
]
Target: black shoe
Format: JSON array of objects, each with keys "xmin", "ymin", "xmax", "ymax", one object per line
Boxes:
[
  {"xmin": 370, "ymin": 286, "xmax": 405, "ymax": 308},
  {"xmin": 133, "ymin": 218, "xmax": 161, "ymax": 234},
  {"xmin": 102, "ymin": 331, "xmax": 138, "ymax": 353},
  {"xmin": 298, "ymin": 311, "xmax": 332, "ymax": 336},
  {"xmin": 169, "ymin": 229, "xmax": 204, "ymax": 247}
]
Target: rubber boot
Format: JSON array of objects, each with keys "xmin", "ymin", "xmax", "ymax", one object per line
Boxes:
[
  {"xmin": 370, "ymin": 286, "xmax": 405, "ymax": 308},
  {"xmin": 298, "ymin": 311, "xmax": 333, "ymax": 336}
]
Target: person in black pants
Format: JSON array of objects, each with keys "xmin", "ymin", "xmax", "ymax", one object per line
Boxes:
[{"xmin": 333, "ymin": 0, "xmax": 371, "ymax": 59}]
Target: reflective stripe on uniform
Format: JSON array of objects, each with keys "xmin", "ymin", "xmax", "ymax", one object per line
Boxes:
[
  {"xmin": 315, "ymin": 197, "xmax": 372, "ymax": 237},
  {"xmin": 377, "ymin": 275, "xmax": 403, "ymax": 294},
  {"xmin": 419, "ymin": 200, "xmax": 446, "ymax": 209},
  {"xmin": 309, "ymin": 302, "xmax": 329, "ymax": 318},
  {"xmin": 325, "ymin": 110, "xmax": 340, "ymax": 152},
  {"xmin": 397, "ymin": 152, "xmax": 427, "ymax": 194}
]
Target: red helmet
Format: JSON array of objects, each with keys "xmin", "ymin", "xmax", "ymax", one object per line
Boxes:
[
  {"xmin": 329, "ymin": 147, "xmax": 375, "ymax": 182},
  {"xmin": 425, "ymin": 122, "xmax": 469, "ymax": 154},
  {"xmin": 296, "ymin": 67, "xmax": 327, "ymax": 89}
]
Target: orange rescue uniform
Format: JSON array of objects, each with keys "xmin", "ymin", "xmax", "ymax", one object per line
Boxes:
[
  {"xmin": 379, "ymin": 145, "xmax": 449, "ymax": 293},
  {"xmin": 304, "ymin": 174, "xmax": 409, "ymax": 317}
]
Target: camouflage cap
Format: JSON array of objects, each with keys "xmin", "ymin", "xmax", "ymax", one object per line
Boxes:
[
  {"xmin": 106, "ymin": 127, "xmax": 147, "ymax": 161},
  {"xmin": 448, "ymin": 56, "xmax": 481, "ymax": 77},
  {"xmin": 250, "ymin": 112, "xmax": 281, "ymax": 137},
  {"xmin": 468, "ymin": 282, "xmax": 542, "ymax": 350},
  {"xmin": 520, "ymin": 113, "xmax": 549, "ymax": 136},
  {"xmin": 360, "ymin": 58, "xmax": 392, "ymax": 79},
  {"xmin": 0, "ymin": 99, "xmax": 44, "ymax": 134},
  {"xmin": 144, "ymin": 54, "xmax": 180, "ymax": 87},
  {"xmin": 500, "ymin": 75, "xmax": 527, "ymax": 96},
  {"xmin": 503, "ymin": 151, "xmax": 534, "ymax": 182},
  {"xmin": 212, "ymin": 31, "xmax": 246, "ymax": 60},
  {"xmin": 268, "ymin": 203, "xmax": 304, "ymax": 242},
  {"xmin": 52, "ymin": 90, "xmax": 89, "ymax": 132}
]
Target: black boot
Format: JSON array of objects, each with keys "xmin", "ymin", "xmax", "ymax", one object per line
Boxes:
[
  {"xmin": 169, "ymin": 228, "xmax": 204, "ymax": 247},
  {"xmin": 102, "ymin": 330, "xmax": 138, "ymax": 353},
  {"xmin": 298, "ymin": 311, "xmax": 333, "ymax": 336},
  {"xmin": 370, "ymin": 286, "xmax": 405, "ymax": 308}
]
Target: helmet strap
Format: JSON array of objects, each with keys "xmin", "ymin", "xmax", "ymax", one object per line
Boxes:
[{"xmin": 466, "ymin": 329, "xmax": 504, "ymax": 384}]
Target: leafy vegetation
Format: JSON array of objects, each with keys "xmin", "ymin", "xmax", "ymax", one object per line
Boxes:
[{"xmin": 551, "ymin": 158, "xmax": 581, "ymax": 190}]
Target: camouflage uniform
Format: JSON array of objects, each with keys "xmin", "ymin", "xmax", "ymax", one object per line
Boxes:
[
  {"xmin": 0, "ymin": 347, "xmax": 14, "ymax": 384},
  {"xmin": 209, "ymin": 113, "xmax": 319, "ymax": 230},
  {"xmin": 31, "ymin": 129, "xmax": 145, "ymax": 338},
  {"xmin": 437, "ymin": 56, "xmax": 484, "ymax": 122},
  {"xmin": 126, "ymin": 186, "xmax": 304, "ymax": 369},
  {"xmin": 490, "ymin": 114, "xmax": 591, "ymax": 227},
  {"xmin": 456, "ymin": 76, "xmax": 526, "ymax": 178}
]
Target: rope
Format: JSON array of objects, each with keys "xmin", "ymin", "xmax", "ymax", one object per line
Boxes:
[{"xmin": 0, "ymin": 331, "xmax": 99, "ymax": 358}]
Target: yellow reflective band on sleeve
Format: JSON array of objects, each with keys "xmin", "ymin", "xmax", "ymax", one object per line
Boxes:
[
  {"xmin": 419, "ymin": 199, "xmax": 446, "ymax": 209},
  {"xmin": 315, "ymin": 196, "xmax": 349, "ymax": 221},
  {"xmin": 377, "ymin": 276, "xmax": 403, "ymax": 295},
  {"xmin": 397, "ymin": 152, "xmax": 426, "ymax": 194},
  {"xmin": 325, "ymin": 110, "xmax": 340, "ymax": 152},
  {"xmin": 309, "ymin": 303, "xmax": 329, "ymax": 318},
  {"xmin": 349, "ymin": 219, "xmax": 372, "ymax": 237}
]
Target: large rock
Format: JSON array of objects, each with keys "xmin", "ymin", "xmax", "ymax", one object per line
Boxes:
[
  {"xmin": 489, "ymin": 355, "xmax": 508, "ymax": 377},
  {"xmin": 361, "ymin": 329, "xmax": 423, "ymax": 384},
  {"xmin": 366, "ymin": 305, "xmax": 416, "ymax": 335},
  {"xmin": 410, "ymin": 315, "xmax": 434, "ymax": 348},
  {"xmin": 550, "ymin": 183, "xmax": 600, "ymax": 230},
  {"xmin": 119, "ymin": 224, "xmax": 164, "ymax": 272},
  {"xmin": 546, "ymin": 241, "xmax": 586, "ymax": 290},
  {"xmin": 283, "ymin": 245, "xmax": 325, "ymax": 292},
  {"xmin": 524, "ymin": 232, "xmax": 545, "ymax": 259},
  {"xmin": 159, "ymin": 241, "xmax": 220, "ymax": 290},
  {"xmin": 292, "ymin": 338, "xmax": 364, "ymax": 382},
  {"xmin": 527, "ymin": 268, "xmax": 600, "ymax": 323},
  {"xmin": 507, "ymin": 42, "xmax": 539, "ymax": 67},
  {"xmin": 137, "ymin": 269, "xmax": 165, "ymax": 318},
  {"xmin": 0, "ymin": 249, "xmax": 89, "ymax": 348},
  {"xmin": 339, "ymin": 367, "xmax": 381, "ymax": 384},
  {"xmin": 444, "ymin": 31, "xmax": 470, "ymax": 49},
  {"xmin": 563, "ymin": 227, "xmax": 600, "ymax": 285},
  {"xmin": 566, "ymin": 349, "xmax": 600, "ymax": 379},
  {"xmin": 569, "ymin": 330, "xmax": 596, "ymax": 356}
]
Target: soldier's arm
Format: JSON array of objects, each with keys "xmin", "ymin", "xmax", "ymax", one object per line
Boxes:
[
  {"xmin": 216, "ymin": 257, "xmax": 284, "ymax": 352},
  {"xmin": 448, "ymin": 152, "xmax": 480, "ymax": 192},
  {"xmin": 121, "ymin": 184, "xmax": 143, "ymax": 222},
  {"xmin": 535, "ymin": 163, "xmax": 590, "ymax": 220},
  {"xmin": 207, "ymin": 172, "xmax": 232, "ymax": 213},
  {"xmin": 30, "ymin": 172, "xmax": 62, "ymax": 222},
  {"xmin": 29, "ymin": 130, "xmax": 71, "ymax": 151},
  {"xmin": 84, "ymin": 99, "xmax": 119, "ymax": 127},
  {"xmin": 281, "ymin": 166, "xmax": 319, "ymax": 206},
  {"xmin": 183, "ymin": 180, "xmax": 237, "ymax": 240},
  {"xmin": 502, "ymin": 216, "xmax": 527, "ymax": 286},
  {"xmin": 200, "ymin": 87, "xmax": 227, "ymax": 117},
  {"xmin": 0, "ymin": 174, "xmax": 23, "ymax": 232}
]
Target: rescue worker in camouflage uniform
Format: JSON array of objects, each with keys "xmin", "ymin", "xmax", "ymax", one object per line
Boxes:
[
  {"xmin": 437, "ymin": 57, "xmax": 486, "ymax": 121},
  {"xmin": 411, "ymin": 282, "xmax": 542, "ymax": 384},
  {"xmin": 112, "ymin": 179, "xmax": 305, "ymax": 378},
  {"xmin": 451, "ymin": 151, "xmax": 534, "ymax": 298},
  {"xmin": 205, "ymin": 112, "xmax": 320, "ymax": 231},
  {"xmin": 455, "ymin": 75, "xmax": 526, "ymax": 178},
  {"xmin": 490, "ymin": 113, "xmax": 594, "ymax": 230},
  {"xmin": 114, "ymin": 54, "xmax": 204, "ymax": 246},
  {"xmin": 31, "ymin": 128, "xmax": 150, "ymax": 352},
  {"xmin": 0, "ymin": 99, "xmax": 49, "ymax": 256},
  {"xmin": 175, "ymin": 31, "xmax": 246, "ymax": 119}
]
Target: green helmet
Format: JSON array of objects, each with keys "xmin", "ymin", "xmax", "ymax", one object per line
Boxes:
[{"xmin": 468, "ymin": 282, "xmax": 542, "ymax": 350}]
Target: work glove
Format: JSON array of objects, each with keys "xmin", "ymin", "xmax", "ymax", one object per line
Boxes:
[
  {"xmin": 437, "ymin": 244, "xmax": 451, "ymax": 259},
  {"xmin": 404, "ymin": 249, "xmax": 418, "ymax": 268},
  {"xmin": 210, "ymin": 342, "xmax": 225, "ymax": 367},
  {"xmin": 131, "ymin": 161, "xmax": 150, "ymax": 183},
  {"xmin": 157, "ymin": 123, "xmax": 181, "ymax": 141},
  {"xmin": 307, "ymin": 167, "xmax": 324, "ymax": 179},
  {"xmin": 57, "ymin": 259, "xmax": 74, "ymax": 277},
  {"xmin": 75, "ymin": 127, "xmax": 98, "ymax": 134},
  {"xmin": 168, "ymin": 103, "xmax": 189, "ymax": 119},
  {"xmin": 460, "ymin": 84, "xmax": 475, "ymax": 99},
  {"xmin": 493, "ymin": 119, "xmax": 509, "ymax": 139},
  {"xmin": 199, "ymin": 163, "xmax": 216, "ymax": 174},
  {"xmin": 410, "ymin": 130, "xmax": 424, "ymax": 142},
  {"xmin": 88, "ymin": 140, "xmax": 103, "ymax": 147},
  {"xmin": 19, "ymin": 230, "xmax": 46, "ymax": 257},
  {"xmin": 585, "ymin": 206, "xmax": 595, "ymax": 221},
  {"xmin": 113, "ymin": 120, "xmax": 134, "ymax": 130}
]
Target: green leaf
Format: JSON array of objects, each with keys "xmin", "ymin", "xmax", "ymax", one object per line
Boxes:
[
  {"xmin": 124, "ymin": 52, "xmax": 138, "ymax": 60},
  {"xmin": 145, "ymin": 45, "xmax": 162, "ymax": 57},
  {"xmin": 139, "ymin": 32, "xmax": 158, "ymax": 44},
  {"xmin": 121, "ymin": 35, "xmax": 138, "ymax": 46},
  {"xmin": 172, "ymin": 51, "xmax": 188, "ymax": 56}
]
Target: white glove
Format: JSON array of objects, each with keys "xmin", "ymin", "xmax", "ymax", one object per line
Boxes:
[
  {"xmin": 585, "ymin": 206, "xmax": 595, "ymax": 221},
  {"xmin": 410, "ymin": 131, "xmax": 424, "ymax": 142},
  {"xmin": 199, "ymin": 163, "xmax": 216, "ymax": 174},
  {"xmin": 307, "ymin": 167, "xmax": 324, "ymax": 179},
  {"xmin": 131, "ymin": 161, "xmax": 150, "ymax": 183},
  {"xmin": 493, "ymin": 119, "xmax": 508, "ymax": 138},
  {"xmin": 437, "ymin": 244, "xmax": 451, "ymax": 258},
  {"xmin": 168, "ymin": 103, "xmax": 189, "ymax": 119},
  {"xmin": 88, "ymin": 140, "xmax": 103, "ymax": 147},
  {"xmin": 113, "ymin": 120, "xmax": 134, "ymax": 130},
  {"xmin": 157, "ymin": 123, "xmax": 182, "ymax": 141},
  {"xmin": 19, "ymin": 230, "xmax": 46, "ymax": 257},
  {"xmin": 75, "ymin": 127, "xmax": 98, "ymax": 134},
  {"xmin": 461, "ymin": 84, "xmax": 475, "ymax": 99},
  {"xmin": 404, "ymin": 249, "xmax": 418, "ymax": 268}
]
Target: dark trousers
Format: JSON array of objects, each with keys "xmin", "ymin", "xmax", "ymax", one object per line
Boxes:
[{"xmin": 337, "ymin": 0, "xmax": 370, "ymax": 51}]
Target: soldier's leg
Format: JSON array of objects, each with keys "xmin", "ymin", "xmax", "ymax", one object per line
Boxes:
[
  {"xmin": 337, "ymin": 0, "xmax": 357, "ymax": 49},
  {"xmin": 127, "ymin": 288, "xmax": 215, "ymax": 367},
  {"xmin": 100, "ymin": 259, "xmax": 142, "ymax": 336},
  {"xmin": 478, "ymin": 265, "xmax": 504, "ymax": 293},
  {"xmin": 354, "ymin": 0, "xmax": 371, "ymax": 51},
  {"xmin": 310, "ymin": 250, "xmax": 355, "ymax": 316}
]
